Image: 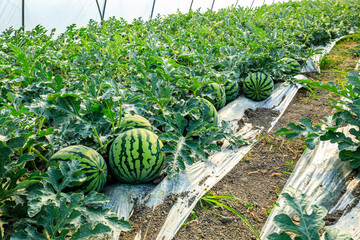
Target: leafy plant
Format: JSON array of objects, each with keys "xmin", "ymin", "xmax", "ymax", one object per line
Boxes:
[
  {"xmin": 276, "ymin": 71, "xmax": 360, "ymax": 169},
  {"xmin": 267, "ymin": 188, "xmax": 353, "ymax": 240},
  {"xmin": 10, "ymin": 161, "xmax": 131, "ymax": 240},
  {"xmin": 199, "ymin": 191, "xmax": 260, "ymax": 239}
]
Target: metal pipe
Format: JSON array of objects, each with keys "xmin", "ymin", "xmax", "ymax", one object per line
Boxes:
[
  {"xmin": 95, "ymin": 0, "xmax": 103, "ymax": 20},
  {"xmin": 189, "ymin": 0, "xmax": 194, "ymax": 12},
  {"xmin": 22, "ymin": 0, "xmax": 25, "ymax": 30},
  {"xmin": 211, "ymin": 0, "xmax": 215, "ymax": 11},
  {"xmin": 250, "ymin": 0, "xmax": 255, "ymax": 8},
  {"xmin": 102, "ymin": 0, "xmax": 107, "ymax": 21},
  {"xmin": 150, "ymin": 0, "xmax": 156, "ymax": 19}
]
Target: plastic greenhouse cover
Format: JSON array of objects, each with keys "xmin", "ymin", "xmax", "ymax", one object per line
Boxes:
[
  {"xmin": 0, "ymin": 0, "xmax": 294, "ymax": 35},
  {"xmin": 24, "ymin": 0, "xmax": 101, "ymax": 34},
  {"xmin": 0, "ymin": 0, "xmax": 22, "ymax": 32},
  {"xmin": 103, "ymin": 0, "xmax": 153, "ymax": 23},
  {"xmin": 212, "ymin": 0, "xmax": 237, "ymax": 11},
  {"xmin": 101, "ymin": 37, "xmax": 350, "ymax": 240},
  {"xmin": 152, "ymin": 0, "xmax": 193, "ymax": 16}
]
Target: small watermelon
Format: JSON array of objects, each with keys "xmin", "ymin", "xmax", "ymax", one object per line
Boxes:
[
  {"xmin": 120, "ymin": 114, "xmax": 151, "ymax": 131},
  {"xmin": 243, "ymin": 73, "xmax": 274, "ymax": 101},
  {"xmin": 279, "ymin": 58, "xmax": 301, "ymax": 76},
  {"xmin": 109, "ymin": 128, "xmax": 164, "ymax": 184},
  {"xmin": 200, "ymin": 83, "xmax": 226, "ymax": 110},
  {"xmin": 196, "ymin": 97, "xmax": 219, "ymax": 125},
  {"xmin": 224, "ymin": 80, "xmax": 239, "ymax": 102},
  {"xmin": 47, "ymin": 145, "xmax": 108, "ymax": 193}
]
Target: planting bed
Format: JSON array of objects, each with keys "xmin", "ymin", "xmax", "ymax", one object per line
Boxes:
[{"xmin": 175, "ymin": 36, "xmax": 360, "ymax": 240}]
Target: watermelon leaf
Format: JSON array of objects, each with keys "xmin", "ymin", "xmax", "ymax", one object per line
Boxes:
[
  {"xmin": 25, "ymin": 161, "xmax": 131, "ymax": 239},
  {"xmin": 268, "ymin": 188, "xmax": 353, "ymax": 240}
]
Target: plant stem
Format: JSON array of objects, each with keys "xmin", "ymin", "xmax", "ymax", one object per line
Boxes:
[
  {"xmin": 31, "ymin": 147, "xmax": 48, "ymax": 162},
  {"xmin": 92, "ymin": 126, "xmax": 104, "ymax": 148}
]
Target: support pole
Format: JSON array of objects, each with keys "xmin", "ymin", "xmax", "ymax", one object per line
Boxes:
[
  {"xmin": 211, "ymin": 0, "xmax": 215, "ymax": 11},
  {"xmin": 102, "ymin": 0, "xmax": 107, "ymax": 21},
  {"xmin": 189, "ymin": 0, "xmax": 194, "ymax": 12},
  {"xmin": 150, "ymin": 0, "xmax": 156, "ymax": 19},
  {"xmin": 250, "ymin": 0, "xmax": 255, "ymax": 8},
  {"xmin": 22, "ymin": 0, "xmax": 25, "ymax": 30},
  {"xmin": 95, "ymin": 0, "xmax": 103, "ymax": 21},
  {"xmin": 263, "ymin": 0, "xmax": 266, "ymax": 5},
  {"xmin": 235, "ymin": 0, "xmax": 239, "ymax": 7}
]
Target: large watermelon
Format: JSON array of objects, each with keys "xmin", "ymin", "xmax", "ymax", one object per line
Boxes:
[
  {"xmin": 120, "ymin": 114, "xmax": 151, "ymax": 131},
  {"xmin": 243, "ymin": 73, "xmax": 274, "ymax": 101},
  {"xmin": 200, "ymin": 83, "xmax": 226, "ymax": 110},
  {"xmin": 47, "ymin": 145, "xmax": 108, "ymax": 193},
  {"xmin": 224, "ymin": 80, "xmax": 239, "ymax": 102},
  {"xmin": 196, "ymin": 97, "xmax": 219, "ymax": 125},
  {"xmin": 109, "ymin": 128, "xmax": 164, "ymax": 184},
  {"xmin": 279, "ymin": 58, "xmax": 301, "ymax": 76}
]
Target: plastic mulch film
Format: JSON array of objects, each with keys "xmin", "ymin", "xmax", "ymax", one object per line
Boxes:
[
  {"xmin": 104, "ymin": 79, "xmax": 301, "ymax": 240},
  {"xmin": 104, "ymin": 36, "xmax": 350, "ymax": 240},
  {"xmin": 260, "ymin": 125, "xmax": 360, "ymax": 239}
]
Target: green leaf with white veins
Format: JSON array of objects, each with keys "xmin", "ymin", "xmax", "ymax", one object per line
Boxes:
[
  {"xmin": 27, "ymin": 161, "xmax": 86, "ymax": 217},
  {"xmin": 324, "ymin": 227, "xmax": 354, "ymax": 240},
  {"xmin": 273, "ymin": 189, "xmax": 327, "ymax": 240}
]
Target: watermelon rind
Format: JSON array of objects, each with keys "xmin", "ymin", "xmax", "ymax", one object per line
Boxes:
[
  {"xmin": 109, "ymin": 128, "xmax": 164, "ymax": 184},
  {"xmin": 243, "ymin": 72, "xmax": 274, "ymax": 101},
  {"xmin": 47, "ymin": 145, "xmax": 108, "ymax": 194},
  {"xmin": 120, "ymin": 114, "xmax": 151, "ymax": 131},
  {"xmin": 279, "ymin": 58, "xmax": 301, "ymax": 76},
  {"xmin": 224, "ymin": 80, "xmax": 239, "ymax": 102},
  {"xmin": 195, "ymin": 97, "xmax": 219, "ymax": 125},
  {"xmin": 200, "ymin": 83, "xmax": 226, "ymax": 110}
]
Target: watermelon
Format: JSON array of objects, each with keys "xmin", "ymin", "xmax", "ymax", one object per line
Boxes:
[
  {"xmin": 243, "ymin": 72, "xmax": 274, "ymax": 101},
  {"xmin": 200, "ymin": 83, "xmax": 226, "ymax": 110},
  {"xmin": 224, "ymin": 80, "xmax": 239, "ymax": 102},
  {"xmin": 279, "ymin": 58, "xmax": 301, "ymax": 76},
  {"xmin": 120, "ymin": 114, "xmax": 151, "ymax": 131},
  {"xmin": 196, "ymin": 97, "xmax": 219, "ymax": 125},
  {"xmin": 47, "ymin": 145, "xmax": 108, "ymax": 193},
  {"xmin": 109, "ymin": 128, "xmax": 164, "ymax": 184}
]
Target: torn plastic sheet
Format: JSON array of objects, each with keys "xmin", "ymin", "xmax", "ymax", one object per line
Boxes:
[
  {"xmin": 103, "ymin": 79, "xmax": 301, "ymax": 240},
  {"xmin": 260, "ymin": 125, "xmax": 360, "ymax": 239}
]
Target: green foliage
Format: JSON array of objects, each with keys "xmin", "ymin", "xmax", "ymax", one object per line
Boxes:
[
  {"xmin": 276, "ymin": 71, "xmax": 360, "ymax": 169},
  {"xmin": 199, "ymin": 192, "xmax": 259, "ymax": 239},
  {"xmin": 1, "ymin": 0, "xmax": 360, "ymax": 237},
  {"xmin": 267, "ymin": 188, "xmax": 353, "ymax": 240},
  {"xmin": 12, "ymin": 161, "xmax": 131, "ymax": 240}
]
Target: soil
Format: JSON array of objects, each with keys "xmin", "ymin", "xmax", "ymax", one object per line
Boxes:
[
  {"xmin": 173, "ymin": 37, "xmax": 360, "ymax": 240},
  {"xmin": 120, "ymin": 194, "xmax": 180, "ymax": 240},
  {"xmin": 119, "ymin": 35, "xmax": 360, "ymax": 240}
]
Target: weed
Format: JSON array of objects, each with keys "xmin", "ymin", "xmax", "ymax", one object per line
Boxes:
[{"xmin": 198, "ymin": 191, "xmax": 260, "ymax": 239}]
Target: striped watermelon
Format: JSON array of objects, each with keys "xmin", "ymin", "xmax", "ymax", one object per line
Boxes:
[
  {"xmin": 120, "ymin": 114, "xmax": 151, "ymax": 131},
  {"xmin": 200, "ymin": 83, "xmax": 226, "ymax": 110},
  {"xmin": 46, "ymin": 145, "xmax": 108, "ymax": 193},
  {"xmin": 196, "ymin": 97, "xmax": 219, "ymax": 125},
  {"xmin": 224, "ymin": 80, "xmax": 239, "ymax": 102},
  {"xmin": 109, "ymin": 128, "xmax": 164, "ymax": 184},
  {"xmin": 279, "ymin": 58, "xmax": 301, "ymax": 76},
  {"xmin": 243, "ymin": 73, "xmax": 274, "ymax": 101}
]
